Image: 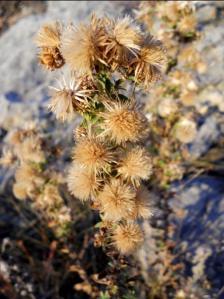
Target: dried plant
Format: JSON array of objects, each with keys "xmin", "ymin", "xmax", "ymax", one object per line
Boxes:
[
  {"xmin": 33, "ymin": 13, "xmax": 167, "ymax": 256},
  {"xmin": 1, "ymin": 124, "xmax": 71, "ymax": 237},
  {"xmin": 134, "ymin": 1, "xmax": 207, "ymax": 189}
]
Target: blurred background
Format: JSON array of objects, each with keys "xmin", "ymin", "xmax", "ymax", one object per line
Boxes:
[{"xmin": 0, "ymin": 1, "xmax": 224, "ymax": 299}]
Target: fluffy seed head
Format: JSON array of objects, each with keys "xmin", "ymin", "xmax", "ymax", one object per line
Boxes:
[
  {"xmin": 72, "ymin": 135, "xmax": 113, "ymax": 174},
  {"xmin": 130, "ymin": 37, "xmax": 166, "ymax": 88},
  {"xmin": 35, "ymin": 22, "xmax": 64, "ymax": 70},
  {"xmin": 117, "ymin": 147, "xmax": 152, "ymax": 186},
  {"xmin": 49, "ymin": 77, "xmax": 93, "ymax": 121},
  {"xmin": 61, "ymin": 15, "xmax": 105, "ymax": 76},
  {"xmin": 102, "ymin": 16, "xmax": 142, "ymax": 69},
  {"xmin": 67, "ymin": 162, "xmax": 100, "ymax": 201},
  {"xmin": 157, "ymin": 98, "xmax": 178, "ymax": 117},
  {"xmin": 101, "ymin": 102, "xmax": 148, "ymax": 144},
  {"xmin": 35, "ymin": 21, "xmax": 62, "ymax": 48},
  {"xmin": 113, "ymin": 222, "xmax": 144, "ymax": 255},
  {"xmin": 98, "ymin": 179, "xmax": 136, "ymax": 222},
  {"xmin": 174, "ymin": 118, "xmax": 197, "ymax": 144}
]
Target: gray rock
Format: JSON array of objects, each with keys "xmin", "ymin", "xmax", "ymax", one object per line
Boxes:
[
  {"xmin": 197, "ymin": 5, "xmax": 217, "ymax": 23},
  {"xmin": 189, "ymin": 114, "xmax": 220, "ymax": 159},
  {"xmin": 169, "ymin": 176, "xmax": 224, "ymax": 292}
]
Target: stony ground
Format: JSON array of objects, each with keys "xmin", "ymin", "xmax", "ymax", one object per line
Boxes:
[{"xmin": 0, "ymin": 1, "xmax": 224, "ymax": 298}]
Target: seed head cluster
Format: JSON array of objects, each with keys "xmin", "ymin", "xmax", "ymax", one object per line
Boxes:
[{"xmin": 34, "ymin": 14, "xmax": 167, "ymax": 255}]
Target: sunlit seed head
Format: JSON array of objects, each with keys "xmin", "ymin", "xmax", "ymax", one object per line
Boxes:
[
  {"xmin": 72, "ymin": 135, "xmax": 113, "ymax": 174},
  {"xmin": 35, "ymin": 21, "xmax": 63, "ymax": 48},
  {"xmin": 67, "ymin": 162, "xmax": 100, "ymax": 201},
  {"xmin": 61, "ymin": 16, "xmax": 106, "ymax": 76},
  {"xmin": 113, "ymin": 222, "xmax": 144, "ymax": 255},
  {"xmin": 174, "ymin": 118, "xmax": 197, "ymax": 144},
  {"xmin": 49, "ymin": 76, "xmax": 92, "ymax": 121},
  {"xmin": 102, "ymin": 16, "xmax": 142, "ymax": 69},
  {"xmin": 101, "ymin": 102, "xmax": 148, "ymax": 144},
  {"xmin": 117, "ymin": 147, "xmax": 152, "ymax": 186},
  {"xmin": 129, "ymin": 36, "xmax": 166, "ymax": 89},
  {"xmin": 98, "ymin": 178, "xmax": 136, "ymax": 222}
]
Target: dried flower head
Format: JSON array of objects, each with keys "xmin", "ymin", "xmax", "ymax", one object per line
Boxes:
[
  {"xmin": 157, "ymin": 98, "xmax": 178, "ymax": 117},
  {"xmin": 35, "ymin": 21, "xmax": 62, "ymax": 48},
  {"xmin": 49, "ymin": 76, "xmax": 93, "ymax": 121},
  {"xmin": 98, "ymin": 178, "xmax": 136, "ymax": 222},
  {"xmin": 174, "ymin": 118, "xmax": 197, "ymax": 144},
  {"xmin": 67, "ymin": 162, "xmax": 100, "ymax": 201},
  {"xmin": 117, "ymin": 147, "xmax": 152, "ymax": 186},
  {"xmin": 101, "ymin": 102, "xmax": 148, "ymax": 144},
  {"xmin": 38, "ymin": 47, "xmax": 64, "ymax": 70},
  {"xmin": 113, "ymin": 222, "xmax": 144, "ymax": 255},
  {"xmin": 35, "ymin": 22, "xmax": 64, "ymax": 70},
  {"xmin": 129, "ymin": 37, "xmax": 166, "ymax": 88},
  {"xmin": 102, "ymin": 16, "xmax": 142, "ymax": 69},
  {"xmin": 72, "ymin": 134, "xmax": 113, "ymax": 174},
  {"xmin": 61, "ymin": 15, "xmax": 105, "ymax": 76}
]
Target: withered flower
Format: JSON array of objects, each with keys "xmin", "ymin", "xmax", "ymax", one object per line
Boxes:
[{"xmin": 113, "ymin": 222, "xmax": 144, "ymax": 255}]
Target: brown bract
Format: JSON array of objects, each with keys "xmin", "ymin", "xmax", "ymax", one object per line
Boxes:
[{"xmin": 39, "ymin": 47, "xmax": 64, "ymax": 70}]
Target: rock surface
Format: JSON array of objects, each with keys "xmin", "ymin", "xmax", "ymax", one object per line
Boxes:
[{"xmin": 169, "ymin": 176, "xmax": 224, "ymax": 296}]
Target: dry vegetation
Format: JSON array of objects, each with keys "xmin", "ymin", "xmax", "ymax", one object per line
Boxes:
[{"xmin": 0, "ymin": 2, "xmax": 217, "ymax": 299}]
